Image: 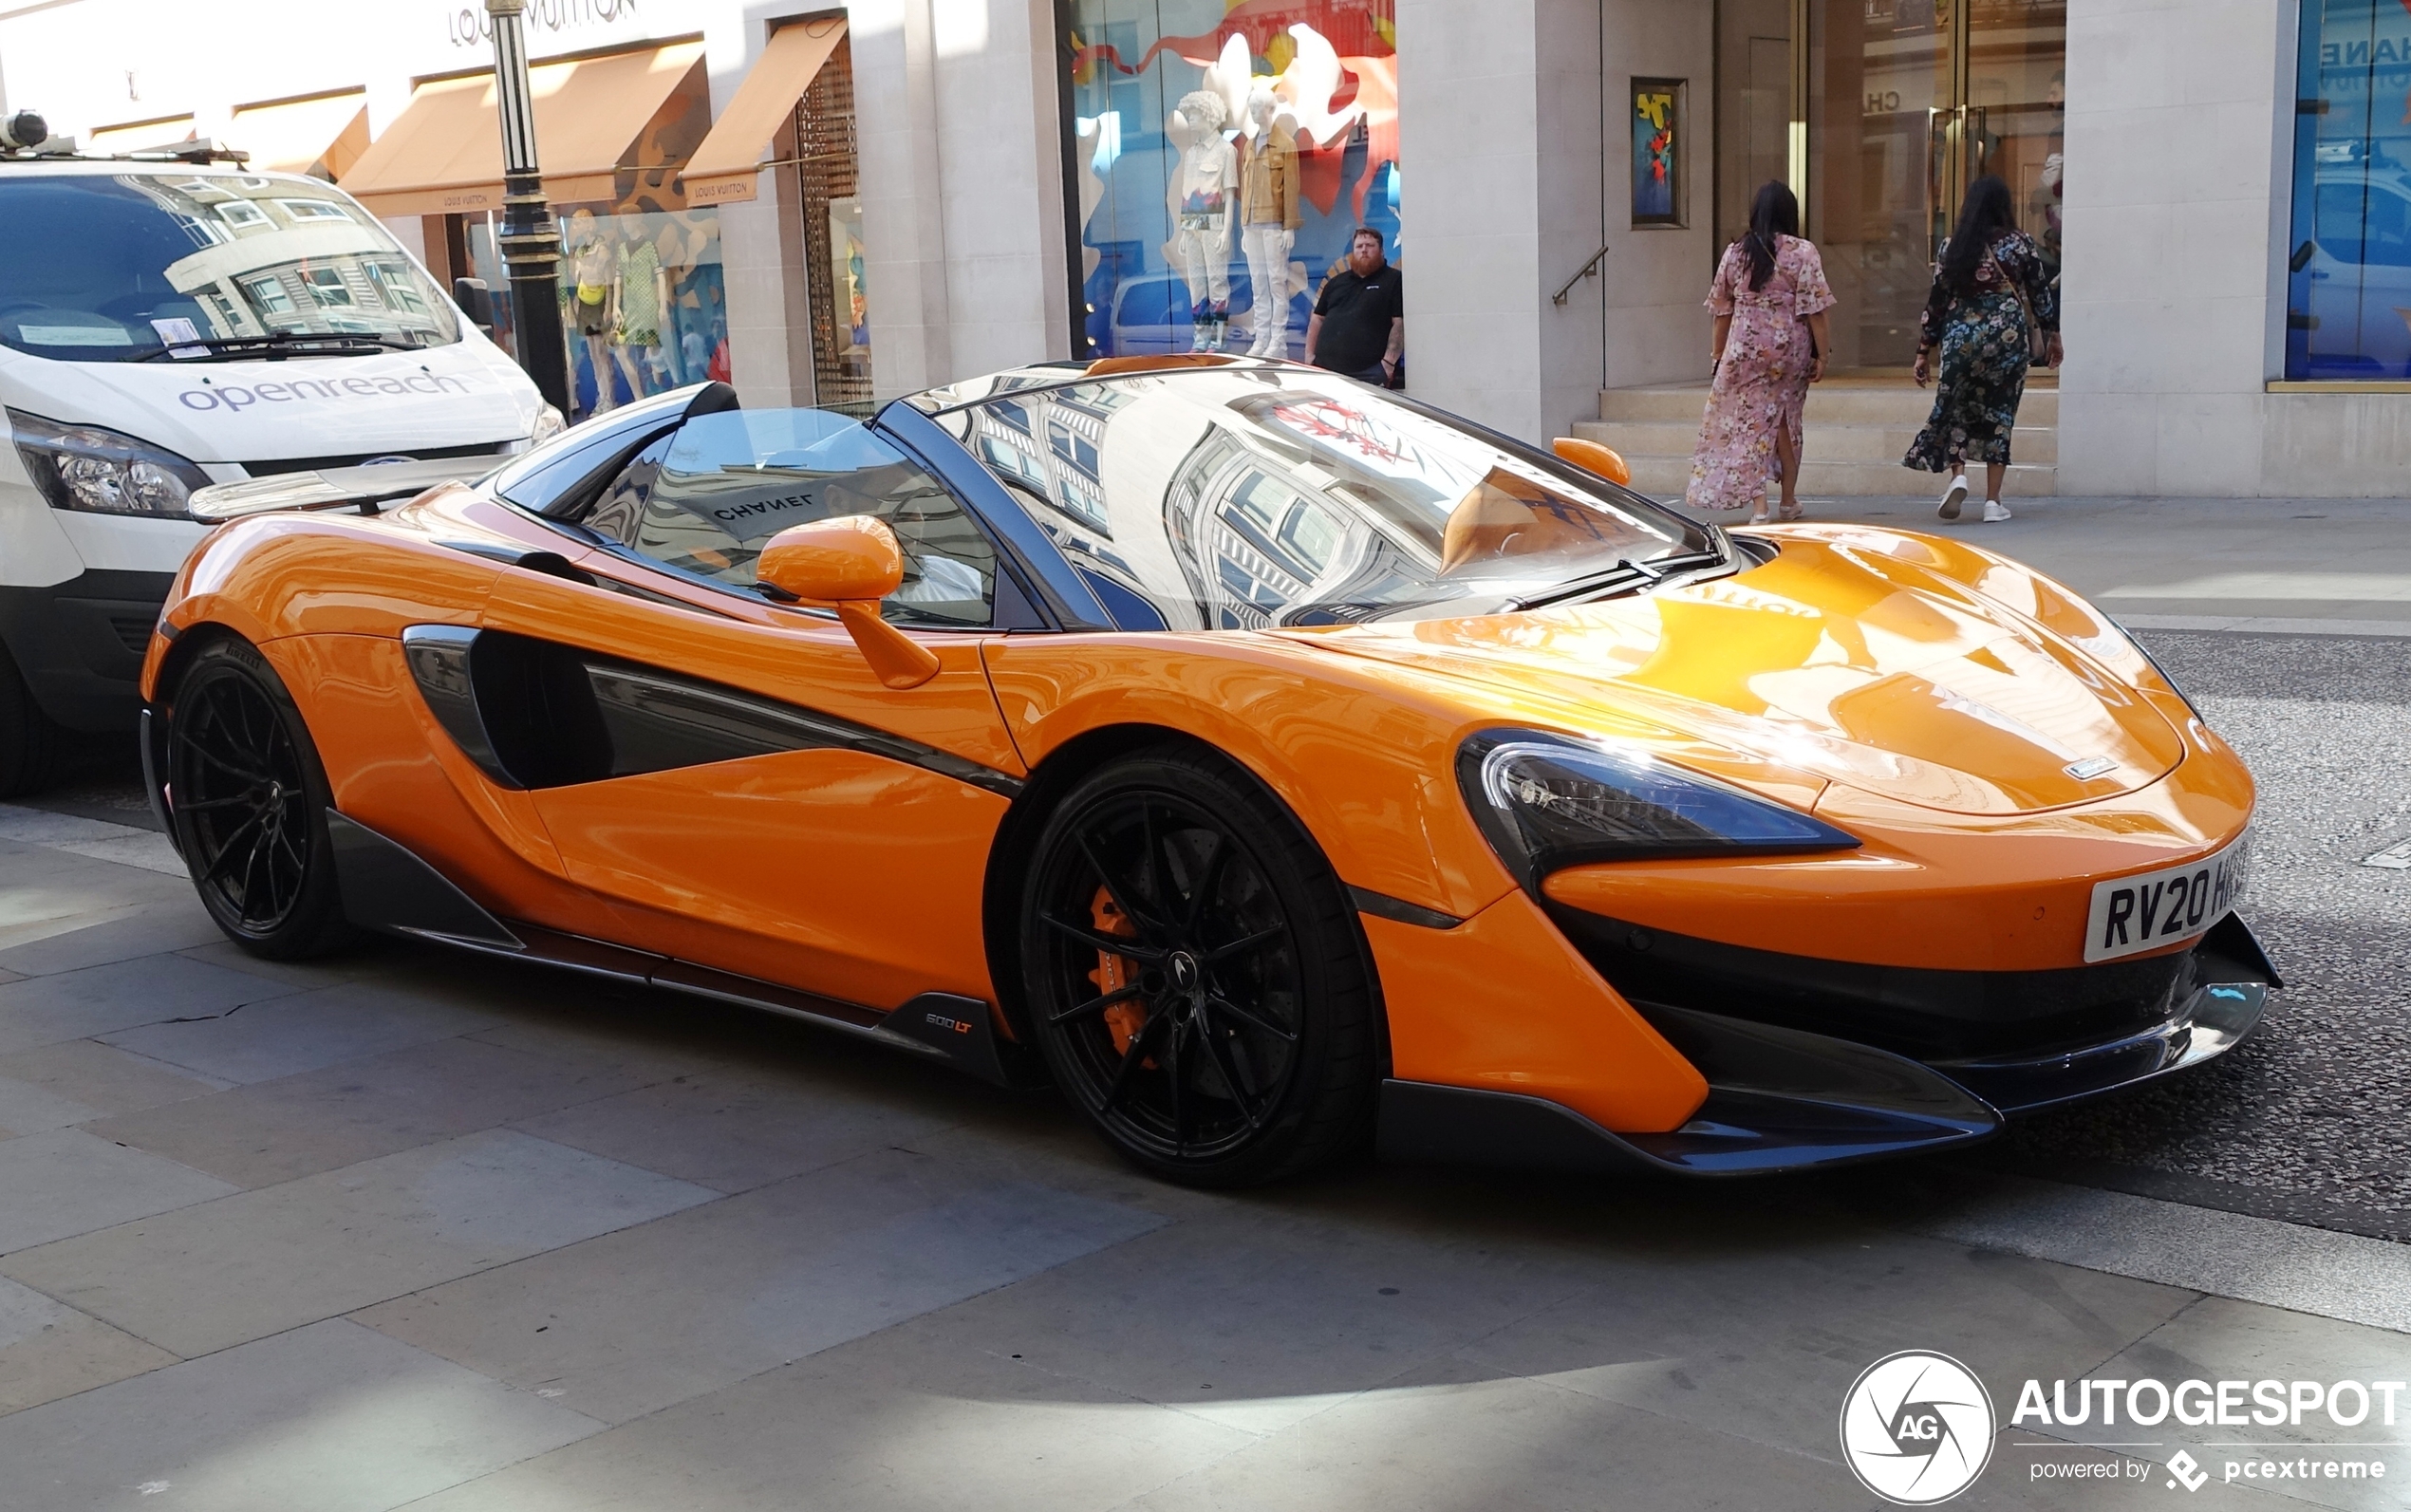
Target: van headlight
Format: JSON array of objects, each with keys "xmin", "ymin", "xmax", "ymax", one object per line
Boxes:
[
  {"xmin": 9, "ymin": 408, "xmax": 211, "ymax": 518},
  {"xmin": 521, "ymin": 404, "xmax": 568, "ymax": 450},
  {"xmin": 1457, "ymin": 729, "xmax": 1860, "ymax": 887}
]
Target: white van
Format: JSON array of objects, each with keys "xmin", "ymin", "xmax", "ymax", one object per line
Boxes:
[{"xmin": 0, "ymin": 150, "xmax": 557, "ymax": 792}]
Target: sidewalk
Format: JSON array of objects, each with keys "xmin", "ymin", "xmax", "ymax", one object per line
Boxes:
[{"xmin": 1738, "ymin": 495, "xmax": 2411, "ymax": 637}]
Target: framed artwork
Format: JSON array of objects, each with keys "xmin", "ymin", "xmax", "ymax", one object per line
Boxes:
[{"xmin": 1631, "ymin": 78, "xmax": 1684, "ymax": 227}]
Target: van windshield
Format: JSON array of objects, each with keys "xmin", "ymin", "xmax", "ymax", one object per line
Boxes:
[{"xmin": 0, "ymin": 173, "xmax": 458, "ymax": 363}]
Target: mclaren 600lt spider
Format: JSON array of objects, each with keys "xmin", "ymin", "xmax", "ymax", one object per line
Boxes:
[{"xmin": 140, "ymin": 359, "xmax": 2276, "ymax": 1185}]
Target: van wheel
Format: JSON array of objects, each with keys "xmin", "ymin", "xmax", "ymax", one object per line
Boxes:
[
  {"xmin": 163, "ymin": 637, "xmax": 355, "ymax": 959},
  {"xmin": 0, "ymin": 649, "xmax": 61, "ymax": 798}
]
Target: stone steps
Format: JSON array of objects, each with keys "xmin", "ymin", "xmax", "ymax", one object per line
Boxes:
[{"xmin": 1578, "ymin": 382, "xmax": 2058, "ymax": 500}]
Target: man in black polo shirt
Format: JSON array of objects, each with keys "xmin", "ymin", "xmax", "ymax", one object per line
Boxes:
[{"xmin": 1304, "ymin": 227, "xmax": 1402, "ymax": 386}]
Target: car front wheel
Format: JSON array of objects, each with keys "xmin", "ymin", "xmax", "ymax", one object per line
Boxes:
[{"xmin": 1019, "ymin": 748, "xmax": 1378, "ymax": 1186}]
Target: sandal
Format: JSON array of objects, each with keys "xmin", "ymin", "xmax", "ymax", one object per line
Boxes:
[{"xmin": 1778, "ymin": 501, "xmax": 1806, "ymax": 522}]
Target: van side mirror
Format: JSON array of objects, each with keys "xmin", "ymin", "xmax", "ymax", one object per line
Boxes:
[
  {"xmin": 452, "ymin": 277, "xmax": 495, "ymax": 332},
  {"xmin": 1552, "ymin": 436, "xmax": 1632, "ymax": 488},
  {"xmin": 756, "ymin": 515, "xmax": 941, "ymax": 690}
]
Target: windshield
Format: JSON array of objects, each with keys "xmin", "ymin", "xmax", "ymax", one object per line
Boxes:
[
  {"xmin": 933, "ymin": 366, "xmax": 1717, "ymax": 629},
  {"xmin": 0, "ymin": 173, "xmax": 458, "ymax": 363}
]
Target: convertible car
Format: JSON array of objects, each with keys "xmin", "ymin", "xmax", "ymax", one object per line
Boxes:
[{"xmin": 139, "ymin": 358, "xmax": 2276, "ymax": 1185}]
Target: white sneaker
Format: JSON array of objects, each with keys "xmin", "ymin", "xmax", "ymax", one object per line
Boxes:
[
  {"xmin": 1982, "ymin": 499, "xmax": 2012, "ymax": 522},
  {"xmin": 1936, "ymin": 476, "xmax": 1969, "ymax": 521}
]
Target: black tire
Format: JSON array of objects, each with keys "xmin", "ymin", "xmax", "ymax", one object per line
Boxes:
[
  {"xmin": 161, "ymin": 637, "xmax": 356, "ymax": 959},
  {"xmin": 0, "ymin": 648, "xmax": 62, "ymax": 798},
  {"xmin": 1019, "ymin": 747, "xmax": 1378, "ymax": 1186}
]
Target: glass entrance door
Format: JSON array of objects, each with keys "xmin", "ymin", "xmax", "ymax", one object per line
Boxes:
[{"xmin": 1716, "ymin": 1, "xmax": 2065, "ymax": 371}]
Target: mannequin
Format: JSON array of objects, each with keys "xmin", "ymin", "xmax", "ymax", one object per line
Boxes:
[
  {"xmin": 609, "ymin": 220, "xmax": 675, "ymax": 401},
  {"xmin": 1238, "ymin": 88, "xmax": 1301, "ymax": 358},
  {"xmin": 1164, "ymin": 89, "xmax": 1236, "ymax": 352},
  {"xmin": 563, "ymin": 209, "xmax": 618, "ymax": 414}
]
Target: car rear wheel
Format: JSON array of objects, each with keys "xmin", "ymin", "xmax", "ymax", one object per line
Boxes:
[
  {"xmin": 164, "ymin": 637, "xmax": 355, "ymax": 959},
  {"xmin": 1019, "ymin": 749, "xmax": 1378, "ymax": 1186}
]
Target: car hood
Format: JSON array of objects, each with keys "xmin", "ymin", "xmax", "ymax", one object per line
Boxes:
[
  {"xmin": 0, "ymin": 336, "xmax": 541, "ymax": 464},
  {"xmin": 1288, "ymin": 529, "xmax": 2189, "ymax": 817}
]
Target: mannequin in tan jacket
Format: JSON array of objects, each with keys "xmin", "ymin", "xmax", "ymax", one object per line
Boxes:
[{"xmin": 1239, "ymin": 87, "xmax": 1302, "ymax": 358}]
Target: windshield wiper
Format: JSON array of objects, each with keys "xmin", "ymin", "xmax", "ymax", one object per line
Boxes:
[
  {"xmin": 1506, "ymin": 549, "xmax": 1725, "ymax": 613},
  {"xmin": 140, "ymin": 330, "xmax": 421, "ymax": 362}
]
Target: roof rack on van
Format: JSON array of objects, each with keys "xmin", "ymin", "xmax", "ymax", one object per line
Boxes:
[
  {"xmin": 0, "ymin": 112, "xmax": 251, "ymax": 168},
  {"xmin": 2, "ymin": 140, "xmax": 252, "ymax": 167}
]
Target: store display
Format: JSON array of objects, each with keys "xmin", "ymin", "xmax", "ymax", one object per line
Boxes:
[
  {"xmin": 1240, "ymin": 87, "xmax": 1302, "ymax": 356},
  {"xmin": 1167, "ymin": 90, "xmax": 1237, "ymax": 352}
]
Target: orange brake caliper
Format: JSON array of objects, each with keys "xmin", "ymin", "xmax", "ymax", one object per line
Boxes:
[{"xmin": 1090, "ymin": 886, "xmax": 1150, "ymax": 1057}]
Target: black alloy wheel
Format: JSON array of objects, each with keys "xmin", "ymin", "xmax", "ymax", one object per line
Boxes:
[
  {"xmin": 1020, "ymin": 749, "xmax": 1378, "ymax": 1185},
  {"xmin": 164, "ymin": 638, "xmax": 354, "ymax": 959}
]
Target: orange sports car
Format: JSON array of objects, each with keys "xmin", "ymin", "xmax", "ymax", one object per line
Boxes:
[{"xmin": 140, "ymin": 360, "xmax": 2275, "ymax": 1185}]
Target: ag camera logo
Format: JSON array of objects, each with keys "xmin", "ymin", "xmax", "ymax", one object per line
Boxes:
[{"xmin": 1841, "ymin": 1351, "xmax": 1996, "ymax": 1504}]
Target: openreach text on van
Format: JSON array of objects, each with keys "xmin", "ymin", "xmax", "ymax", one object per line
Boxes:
[
  {"xmin": 2014, "ymin": 1376, "xmax": 2406, "ymax": 1428},
  {"xmin": 177, "ymin": 373, "xmax": 476, "ymax": 412}
]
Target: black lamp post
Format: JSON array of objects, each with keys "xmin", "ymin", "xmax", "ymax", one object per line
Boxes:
[{"xmin": 486, "ymin": 0, "xmax": 569, "ymax": 411}]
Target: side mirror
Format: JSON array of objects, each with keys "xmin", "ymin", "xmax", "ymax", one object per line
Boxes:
[
  {"xmin": 1552, "ymin": 436, "xmax": 1631, "ymax": 488},
  {"xmin": 757, "ymin": 515, "xmax": 941, "ymax": 690},
  {"xmin": 452, "ymin": 276, "xmax": 495, "ymax": 331}
]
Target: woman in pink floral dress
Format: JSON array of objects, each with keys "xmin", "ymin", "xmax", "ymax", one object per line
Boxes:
[{"xmin": 1687, "ymin": 183, "xmax": 1834, "ymax": 520}]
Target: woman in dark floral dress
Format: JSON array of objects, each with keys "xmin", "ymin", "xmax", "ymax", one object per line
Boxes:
[{"xmin": 1906, "ymin": 176, "xmax": 2063, "ymax": 523}]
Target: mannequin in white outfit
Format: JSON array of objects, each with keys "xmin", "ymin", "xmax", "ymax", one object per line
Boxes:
[
  {"xmin": 1164, "ymin": 90, "xmax": 1236, "ymax": 351},
  {"xmin": 1238, "ymin": 88, "xmax": 1301, "ymax": 357}
]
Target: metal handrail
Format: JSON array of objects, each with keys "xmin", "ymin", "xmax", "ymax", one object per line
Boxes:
[{"xmin": 1552, "ymin": 244, "xmax": 1611, "ymax": 306}]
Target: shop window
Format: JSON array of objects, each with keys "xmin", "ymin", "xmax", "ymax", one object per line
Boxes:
[
  {"xmin": 2289, "ymin": 0, "xmax": 2411, "ymax": 380},
  {"xmin": 789, "ymin": 32, "xmax": 873, "ymax": 417},
  {"xmin": 1062, "ymin": 0, "xmax": 1400, "ymax": 361}
]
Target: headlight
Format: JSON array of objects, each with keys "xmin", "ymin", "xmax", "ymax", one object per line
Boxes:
[
  {"xmin": 9, "ymin": 408, "xmax": 211, "ymax": 518},
  {"xmin": 1457, "ymin": 729, "xmax": 1860, "ymax": 887},
  {"xmin": 529, "ymin": 404, "xmax": 568, "ymax": 446}
]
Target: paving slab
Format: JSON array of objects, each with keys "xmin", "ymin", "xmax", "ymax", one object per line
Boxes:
[
  {"xmin": 86, "ymin": 1033, "xmax": 667, "ymax": 1188},
  {"xmin": 400, "ymin": 1314, "xmax": 1259, "ymax": 1512},
  {"xmin": 174, "ymin": 938, "xmax": 371, "ymax": 991},
  {"xmin": 356, "ymin": 1145, "xmax": 1167, "ymax": 1425},
  {"xmin": 98, "ymin": 980, "xmax": 507, "ymax": 1086},
  {"xmin": 0, "ymin": 1038, "xmax": 225, "ymax": 1121},
  {"xmin": 0, "ymin": 1069, "xmax": 106, "ymax": 1137},
  {"xmin": 1451, "ymin": 1227, "xmax": 2197, "ymax": 1466},
  {"xmin": 0, "ymin": 1129, "xmax": 719, "ymax": 1357},
  {"xmin": 0, "ymin": 1317, "xmax": 600, "ymax": 1512},
  {"xmin": 0, "ymin": 1274, "xmax": 177, "ymax": 1414},
  {"xmin": 0, "ymin": 1128, "xmax": 237, "ymax": 1256},
  {"xmin": 511, "ymin": 1053, "xmax": 965, "ymax": 1194},
  {"xmin": 0, "ymin": 892, "xmax": 228, "ymax": 974},
  {"xmin": 0, "ymin": 953, "xmax": 300, "ymax": 1056}
]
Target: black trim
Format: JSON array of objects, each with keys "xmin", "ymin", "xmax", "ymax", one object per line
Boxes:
[
  {"xmin": 401, "ymin": 624, "xmax": 1025, "ymax": 798},
  {"xmin": 0, "ymin": 569, "xmax": 179, "ymax": 732},
  {"xmin": 313, "ymin": 815, "xmax": 1026, "ymax": 1087},
  {"xmin": 430, "ymin": 539, "xmax": 596, "ymax": 586},
  {"xmin": 873, "ymin": 401, "xmax": 1115, "ymax": 631},
  {"xmin": 325, "ymin": 810, "xmax": 522, "ymax": 948},
  {"xmin": 1349, "ymin": 886, "xmax": 1463, "ymax": 930},
  {"xmin": 1548, "ymin": 902, "xmax": 2237, "ymax": 1063},
  {"xmin": 399, "ymin": 625, "xmax": 516, "ymax": 788},
  {"xmin": 1375, "ymin": 1079, "xmax": 1994, "ymax": 1178},
  {"xmin": 140, "ymin": 707, "xmax": 178, "ymax": 848}
]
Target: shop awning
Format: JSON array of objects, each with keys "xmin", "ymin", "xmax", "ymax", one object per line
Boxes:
[
  {"xmin": 338, "ymin": 40, "xmax": 705, "ymax": 217},
  {"xmin": 680, "ymin": 18, "xmax": 846, "ymax": 206},
  {"xmin": 228, "ymin": 91, "xmax": 370, "ymax": 181},
  {"xmin": 86, "ymin": 115, "xmax": 196, "ymax": 155}
]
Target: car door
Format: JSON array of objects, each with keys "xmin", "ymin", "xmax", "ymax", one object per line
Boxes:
[{"xmin": 470, "ymin": 406, "xmax": 1034, "ymax": 1016}]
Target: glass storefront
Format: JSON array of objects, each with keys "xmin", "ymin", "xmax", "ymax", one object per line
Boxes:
[
  {"xmin": 794, "ymin": 32, "xmax": 874, "ymax": 417},
  {"xmin": 2288, "ymin": 0, "xmax": 2411, "ymax": 381},
  {"xmin": 1062, "ymin": 0, "xmax": 1400, "ymax": 361},
  {"xmin": 1717, "ymin": 0, "xmax": 2065, "ymax": 372}
]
